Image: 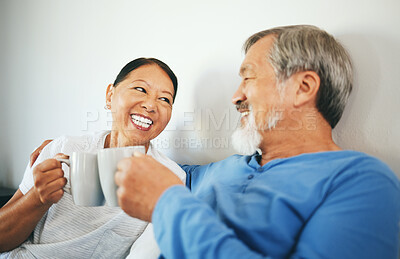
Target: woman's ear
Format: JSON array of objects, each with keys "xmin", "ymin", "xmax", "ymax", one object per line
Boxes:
[
  {"xmin": 293, "ymin": 71, "xmax": 320, "ymax": 107},
  {"xmin": 105, "ymin": 84, "xmax": 114, "ymax": 109}
]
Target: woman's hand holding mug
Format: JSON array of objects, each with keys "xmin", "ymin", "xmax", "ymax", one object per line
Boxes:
[{"xmin": 32, "ymin": 154, "xmax": 68, "ymax": 206}]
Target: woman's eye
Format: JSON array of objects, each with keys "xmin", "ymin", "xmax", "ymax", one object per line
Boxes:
[
  {"xmin": 134, "ymin": 87, "xmax": 146, "ymax": 93},
  {"xmin": 160, "ymin": 97, "xmax": 171, "ymax": 104}
]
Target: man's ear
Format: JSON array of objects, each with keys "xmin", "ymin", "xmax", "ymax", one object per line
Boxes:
[
  {"xmin": 293, "ymin": 71, "xmax": 320, "ymax": 107},
  {"xmin": 106, "ymin": 84, "xmax": 114, "ymax": 108}
]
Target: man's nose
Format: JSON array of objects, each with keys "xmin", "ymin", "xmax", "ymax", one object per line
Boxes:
[{"xmin": 231, "ymin": 85, "xmax": 246, "ymax": 105}]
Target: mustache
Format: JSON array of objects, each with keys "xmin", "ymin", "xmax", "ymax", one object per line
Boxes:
[{"xmin": 235, "ymin": 102, "xmax": 249, "ymax": 111}]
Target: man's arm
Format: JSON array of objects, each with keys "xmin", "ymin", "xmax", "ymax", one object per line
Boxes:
[
  {"xmin": 115, "ymin": 153, "xmax": 400, "ymax": 259},
  {"xmin": 152, "ymin": 185, "xmax": 268, "ymax": 259},
  {"xmin": 179, "ymin": 164, "xmax": 201, "ymax": 189},
  {"xmin": 115, "ymin": 154, "xmax": 269, "ymax": 258}
]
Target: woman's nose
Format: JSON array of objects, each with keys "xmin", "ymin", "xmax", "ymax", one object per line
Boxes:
[
  {"xmin": 231, "ymin": 85, "xmax": 246, "ymax": 105},
  {"xmin": 141, "ymin": 98, "xmax": 156, "ymax": 113}
]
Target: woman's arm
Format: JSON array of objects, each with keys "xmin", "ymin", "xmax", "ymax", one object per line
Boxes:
[{"xmin": 0, "ymin": 159, "xmax": 67, "ymax": 252}]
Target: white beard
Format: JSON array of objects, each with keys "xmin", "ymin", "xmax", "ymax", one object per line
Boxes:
[
  {"xmin": 231, "ymin": 107, "xmax": 282, "ymax": 155},
  {"xmin": 261, "ymin": 107, "xmax": 282, "ymax": 131}
]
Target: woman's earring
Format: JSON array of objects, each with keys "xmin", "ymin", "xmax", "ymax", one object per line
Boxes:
[{"xmin": 104, "ymin": 104, "xmax": 111, "ymax": 110}]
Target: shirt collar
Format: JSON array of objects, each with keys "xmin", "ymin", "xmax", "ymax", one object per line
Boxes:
[{"xmin": 248, "ymin": 152, "xmax": 262, "ymax": 169}]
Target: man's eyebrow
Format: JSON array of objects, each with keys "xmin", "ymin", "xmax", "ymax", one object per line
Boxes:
[{"xmin": 239, "ymin": 65, "xmax": 253, "ymax": 76}]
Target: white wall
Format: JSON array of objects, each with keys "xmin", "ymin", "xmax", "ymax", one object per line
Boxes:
[{"xmin": 1, "ymin": 0, "xmax": 399, "ymax": 189}]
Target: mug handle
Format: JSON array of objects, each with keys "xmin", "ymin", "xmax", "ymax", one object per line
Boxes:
[{"xmin": 56, "ymin": 158, "xmax": 71, "ymax": 195}]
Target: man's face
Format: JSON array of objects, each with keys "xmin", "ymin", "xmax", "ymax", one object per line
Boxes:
[{"xmin": 231, "ymin": 35, "xmax": 288, "ymax": 154}]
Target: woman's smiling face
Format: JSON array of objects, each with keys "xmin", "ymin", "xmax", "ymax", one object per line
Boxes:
[{"xmin": 106, "ymin": 64, "xmax": 174, "ymax": 147}]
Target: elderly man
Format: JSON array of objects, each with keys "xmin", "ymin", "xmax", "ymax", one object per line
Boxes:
[{"xmin": 114, "ymin": 25, "xmax": 400, "ymax": 258}]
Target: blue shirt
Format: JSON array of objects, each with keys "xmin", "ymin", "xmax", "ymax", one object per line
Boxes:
[{"xmin": 152, "ymin": 151, "xmax": 400, "ymax": 259}]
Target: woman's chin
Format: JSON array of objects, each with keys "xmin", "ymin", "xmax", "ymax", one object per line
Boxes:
[{"xmin": 111, "ymin": 125, "xmax": 159, "ymax": 146}]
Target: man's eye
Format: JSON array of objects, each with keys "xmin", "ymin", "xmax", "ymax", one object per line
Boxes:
[
  {"xmin": 243, "ymin": 78, "xmax": 255, "ymax": 84},
  {"xmin": 134, "ymin": 87, "xmax": 146, "ymax": 93},
  {"xmin": 160, "ymin": 97, "xmax": 171, "ymax": 104}
]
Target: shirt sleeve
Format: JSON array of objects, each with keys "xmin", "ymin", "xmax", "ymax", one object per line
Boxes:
[
  {"xmin": 19, "ymin": 137, "xmax": 66, "ymax": 195},
  {"xmin": 179, "ymin": 164, "xmax": 200, "ymax": 189},
  {"xmin": 152, "ymin": 185, "xmax": 269, "ymax": 259},
  {"xmin": 19, "ymin": 162, "xmax": 35, "ymax": 194}
]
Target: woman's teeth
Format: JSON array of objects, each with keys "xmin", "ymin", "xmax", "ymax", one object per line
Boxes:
[{"xmin": 131, "ymin": 115, "xmax": 153, "ymax": 128}]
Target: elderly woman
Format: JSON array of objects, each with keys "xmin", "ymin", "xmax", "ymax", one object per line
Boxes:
[{"xmin": 0, "ymin": 58, "xmax": 185, "ymax": 258}]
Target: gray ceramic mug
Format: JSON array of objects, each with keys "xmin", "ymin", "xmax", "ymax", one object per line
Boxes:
[
  {"xmin": 57, "ymin": 152, "xmax": 104, "ymax": 206},
  {"xmin": 97, "ymin": 146, "xmax": 146, "ymax": 207}
]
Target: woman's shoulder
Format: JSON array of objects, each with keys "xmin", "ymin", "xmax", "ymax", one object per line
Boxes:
[{"xmin": 53, "ymin": 131, "xmax": 110, "ymax": 154}]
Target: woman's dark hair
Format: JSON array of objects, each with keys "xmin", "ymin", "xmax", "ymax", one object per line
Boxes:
[{"xmin": 113, "ymin": 57, "xmax": 178, "ymax": 102}]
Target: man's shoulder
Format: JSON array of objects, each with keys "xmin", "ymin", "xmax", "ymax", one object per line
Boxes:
[
  {"xmin": 180, "ymin": 154, "xmax": 249, "ymax": 173},
  {"xmin": 295, "ymin": 150, "xmax": 391, "ymax": 171},
  {"xmin": 323, "ymin": 150, "xmax": 395, "ymax": 178},
  {"xmin": 305, "ymin": 150, "xmax": 399, "ymax": 191},
  {"xmin": 344, "ymin": 151, "xmax": 399, "ymax": 187},
  {"xmin": 208, "ymin": 154, "xmax": 249, "ymax": 166}
]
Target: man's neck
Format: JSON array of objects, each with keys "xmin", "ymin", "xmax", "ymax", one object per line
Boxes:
[{"xmin": 258, "ymin": 122, "xmax": 341, "ymax": 166}]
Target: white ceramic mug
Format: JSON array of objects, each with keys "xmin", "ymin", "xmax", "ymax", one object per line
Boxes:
[
  {"xmin": 97, "ymin": 146, "xmax": 146, "ymax": 207},
  {"xmin": 57, "ymin": 152, "xmax": 104, "ymax": 206}
]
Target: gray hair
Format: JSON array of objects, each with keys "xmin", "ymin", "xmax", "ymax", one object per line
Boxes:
[{"xmin": 244, "ymin": 25, "xmax": 353, "ymax": 128}]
